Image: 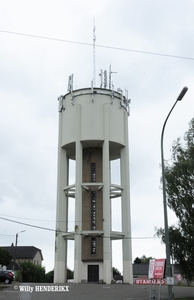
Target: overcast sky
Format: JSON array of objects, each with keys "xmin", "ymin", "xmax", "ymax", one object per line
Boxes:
[{"xmin": 0, "ymin": 0, "xmax": 194, "ymax": 274}]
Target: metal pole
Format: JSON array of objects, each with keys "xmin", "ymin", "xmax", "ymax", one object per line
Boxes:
[
  {"xmin": 13, "ymin": 233, "xmax": 18, "ymax": 271},
  {"xmin": 161, "ymin": 87, "xmax": 188, "ymax": 300},
  {"xmin": 13, "ymin": 230, "xmax": 26, "ymax": 271}
]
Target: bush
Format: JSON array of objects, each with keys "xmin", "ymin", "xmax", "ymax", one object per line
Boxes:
[
  {"xmin": 19, "ymin": 261, "xmax": 45, "ymax": 282},
  {"xmin": 15, "ymin": 270, "xmax": 22, "ymax": 282},
  {"xmin": 44, "ymin": 270, "xmax": 54, "ymax": 283}
]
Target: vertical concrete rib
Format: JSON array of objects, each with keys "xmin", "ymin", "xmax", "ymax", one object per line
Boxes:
[
  {"xmin": 74, "ymin": 104, "xmax": 82, "ymax": 283},
  {"xmin": 120, "ymin": 113, "xmax": 133, "ymax": 284},
  {"xmin": 103, "ymin": 103, "xmax": 112, "ymax": 284},
  {"xmin": 54, "ymin": 114, "xmax": 68, "ymax": 283}
]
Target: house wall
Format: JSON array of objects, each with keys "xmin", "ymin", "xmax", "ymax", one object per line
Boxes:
[
  {"xmin": 15, "ymin": 251, "xmax": 42, "ymax": 266},
  {"xmin": 16, "ymin": 258, "xmax": 33, "ymax": 264},
  {"xmin": 33, "ymin": 251, "xmax": 42, "ymax": 266}
]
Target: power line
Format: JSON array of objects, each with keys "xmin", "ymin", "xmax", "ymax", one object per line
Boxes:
[
  {"xmin": 0, "ymin": 29, "xmax": 194, "ymax": 61},
  {"xmin": 0, "ymin": 233, "xmax": 15, "ymax": 237},
  {"xmin": 0, "ymin": 213, "xmax": 56, "ymax": 223},
  {"xmin": 0, "ymin": 213, "xmax": 123, "ymax": 226},
  {"xmin": 0, "ymin": 213, "xmax": 103, "ymax": 224},
  {"xmin": 0, "ymin": 217, "xmax": 55, "ymax": 233},
  {"xmin": 0, "ymin": 216, "xmax": 159, "ymax": 240}
]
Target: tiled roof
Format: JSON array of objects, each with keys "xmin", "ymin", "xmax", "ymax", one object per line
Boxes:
[{"xmin": 1, "ymin": 246, "xmax": 43, "ymax": 260}]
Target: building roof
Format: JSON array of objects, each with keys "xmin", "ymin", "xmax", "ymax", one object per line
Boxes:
[
  {"xmin": 1, "ymin": 246, "xmax": 43, "ymax": 261},
  {"xmin": 133, "ymin": 263, "xmax": 181, "ymax": 276},
  {"xmin": 133, "ymin": 264, "xmax": 149, "ymax": 276}
]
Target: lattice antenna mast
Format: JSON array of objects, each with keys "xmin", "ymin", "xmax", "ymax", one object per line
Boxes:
[{"xmin": 93, "ymin": 21, "xmax": 96, "ymax": 86}]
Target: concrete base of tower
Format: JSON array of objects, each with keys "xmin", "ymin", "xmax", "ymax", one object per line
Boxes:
[
  {"xmin": 54, "ymin": 261, "xmax": 67, "ymax": 283},
  {"xmin": 74, "ymin": 262, "xmax": 105, "ymax": 283},
  {"xmin": 103, "ymin": 259, "xmax": 112, "ymax": 284},
  {"xmin": 73, "ymin": 259, "xmax": 81, "ymax": 283},
  {"xmin": 123, "ymin": 260, "xmax": 133, "ymax": 284}
]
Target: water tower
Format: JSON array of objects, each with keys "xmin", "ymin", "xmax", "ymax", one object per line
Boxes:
[{"xmin": 54, "ymin": 71, "xmax": 133, "ymax": 284}]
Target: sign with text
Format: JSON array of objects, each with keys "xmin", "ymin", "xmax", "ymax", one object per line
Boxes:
[
  {"xmin": 148, "ymin": 259, "xmax": 155, "ymax": 279},
  {"xmin": 135, "ymin": 279, "xmax": 165, "ymax": 285},
  {"xmin": 148, "ymin": 258, "xmax": 166, "ymax": 279}
]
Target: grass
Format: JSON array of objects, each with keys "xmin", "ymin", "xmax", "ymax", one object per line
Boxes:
[
  {"xmin": 175, "ymin": 298, "xmax": 194, "ymax": 300},
  {"xmin": 0, "ymin": 284, "xmax": 9, "ymax": 291}
]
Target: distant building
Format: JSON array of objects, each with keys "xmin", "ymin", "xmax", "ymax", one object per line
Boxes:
[
  {"xmin": 133, "ymin": 263, "xmax": 183, "ymax": 285},
  {"xmin": 1, "ymin": 246, "xmax": 43, "ymax": 270},
  {"xmin": 133, "ymin": 264, "xmax": 150, "ymax": 278}
]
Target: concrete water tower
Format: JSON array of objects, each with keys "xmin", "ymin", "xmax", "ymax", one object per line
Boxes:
[{"xmin": 54, "ymin": 72, "xmax": 133, "ymax": 284}]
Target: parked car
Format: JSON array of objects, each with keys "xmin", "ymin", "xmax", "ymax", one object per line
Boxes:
[
  {"xmin": 0, "ymin": 270, "xmax": 14, "ymax": 284},
  {"xmin": 6, "ymin": 270, "xmax": 15, "ymax": 280},
  {"xmin": 116, "ymin": 280, "xmax": 123, "ymax": 283}
]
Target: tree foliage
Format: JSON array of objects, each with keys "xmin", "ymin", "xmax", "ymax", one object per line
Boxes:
[
  {"xmin": 67, "ymin": 267, "xmax": 74, "ymax": 279},
  {"xmin": 20, "ymin": 261, "xmax": 46, "ymax": 282},
  {"xmin": 112, "ymin": 267, "xmax": 121, "ymax": 276},
  {"xmin": 0, "ymin": 248, "xmax": 12, "ymax": 266},
  {"xmin": 134, "ymin": 257, "xmax": 142, "ymax": 264},
  {"xmin": 45, "ymin": 268, "xmax": 73, "ymax": 282},
  {"xmin": 140, "ymin": 255, "xmax": 154, "ymax": 264},
  {"xmin": 156, "ymin": 118, "xmax": 194, "ymax": 282},
  {"xmin": 44, "ymin": 270, "xmax": 54, "ymax": 283},
  {"xmin": 134, "ymin": 255, "xmax": 154, "ymax": 264}
]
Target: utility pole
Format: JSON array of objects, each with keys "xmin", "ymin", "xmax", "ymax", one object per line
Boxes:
[{"xmin": 13, "ymin": 230, "xmax": 26, "ymax": 270}]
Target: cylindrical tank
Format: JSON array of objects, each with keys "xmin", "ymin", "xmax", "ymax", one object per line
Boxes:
[{"xmin": 59, "ymin": 88, "xmax": 128, "ymax": 160}]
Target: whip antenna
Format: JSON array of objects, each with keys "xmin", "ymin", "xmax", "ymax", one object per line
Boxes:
[{"xmin": 93, "ymin": 20, "xmax": 96, "ymax": 86}]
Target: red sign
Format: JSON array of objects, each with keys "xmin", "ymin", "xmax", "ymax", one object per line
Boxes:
[
  {"xmin": 135, "ymin": 279, "xmax": 165, "ymax": 285},
  {"xmin": 148, "ymin": 258, "xmax": 166, "ymax": 279},
  {"xmin": 153, "ymin": 259, "xmax": 166, "ymax": 279},
  {"xmin": 175, "ymin": 274, "xmax": 182, "ymax": 281}
]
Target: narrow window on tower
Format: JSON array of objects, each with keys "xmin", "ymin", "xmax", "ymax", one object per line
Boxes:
[
  {"xmin": 91, "ymin": 237, "xmax": 96, "ymax": 254},
  {"xmin": 91, "ymin": 163, "xmax": 96, "ymax": 182},
  {"xmin": 91, "ymin": 191, "xmax": 96, "ymax": 230}
]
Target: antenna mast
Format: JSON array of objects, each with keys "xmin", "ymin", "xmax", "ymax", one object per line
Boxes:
[{"xmin": 93, "ymin": 20, "xmax": 96, "ymax": 86}]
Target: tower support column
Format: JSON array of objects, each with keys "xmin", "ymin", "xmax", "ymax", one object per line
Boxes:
[
  {"xmin": 103, "ymin": 103, "xmax": 112, "ymax": 284},
  {"xmin": 120, "ymin": 115, "xmax": 133, "ymax": 284},
  {"xmin": 54, "ymin": 117, "xmax": 68, "ymax": 283},
  {"xmin": 74, "ymin": 104, "xmax": 83, "ymax": 283}
]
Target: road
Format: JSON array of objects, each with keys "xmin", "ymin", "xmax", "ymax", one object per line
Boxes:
[{"xmin": 0, "ymin": 283, "xmax": 194, "ymax": 300}]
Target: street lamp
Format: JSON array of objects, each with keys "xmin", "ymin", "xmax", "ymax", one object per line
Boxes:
[
  {"xmin": 13, "ymin": 230, "xmax": 26, "ymax": 270},
  {"xmin": 161, "ymin": 87, "xmax": 188, "ymax": 300}
]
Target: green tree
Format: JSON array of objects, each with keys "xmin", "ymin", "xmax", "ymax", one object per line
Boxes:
[
  {"xmin": 45, "ymin": 268, "xmax": 73, "ymax": 282},
  {"xmin": 67, "ymin": 267, "xmax": 74, "ymax": 279},
  {"xmin": 45, "ymin": 270, "xmax": 54, "ymax": 283},
  {"xmin": 19, "ymin": 261, "xmax": 46, "ymax": 282},
  {"xmin": 134, "ymin": 255, "xmax": 154, "ymax": 264},
  {"xmin": 15, "ymin": 270, "xmax": 22, "ymax": 282},
  {"xmin": 134, "ymin": 257, "xmax": 142, "ymax": 264},
  {"xmin": 156, "ymin": 118, "xmax": 194, "ymax": 282},
  {"xmin": 112, "ymin": 267, "xmax": 121, "ymax": 276},
  {"xmin": 0, "ymin": 248, "xmax": 12, "ymax": 266},
  {"xmin": 140, "ymin": 255, "xmax": 154, "ymax": 264}
]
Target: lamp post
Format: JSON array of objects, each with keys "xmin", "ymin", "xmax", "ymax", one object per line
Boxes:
[
  {"xmin": 13, "ymin": 230, "xmax": 26, "ymax": 270},
  {"xmin": 161, "ymin": 86, "xmax": 188, "ymax": 300}
]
